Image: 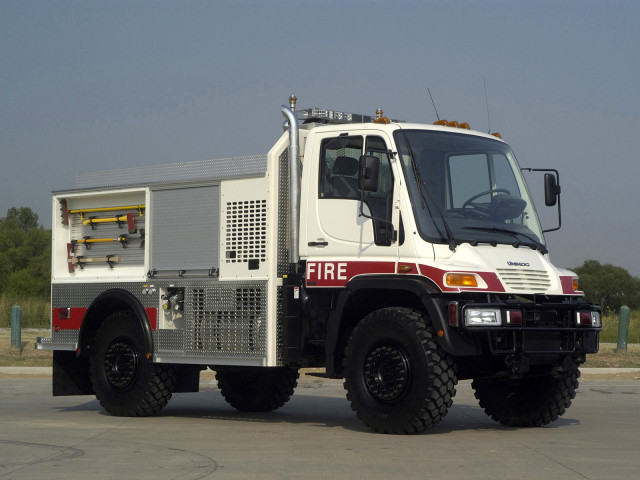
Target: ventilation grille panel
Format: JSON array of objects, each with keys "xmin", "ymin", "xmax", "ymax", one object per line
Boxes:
[
  {"xmin": 497, "ymin": 268, "xmax": 552, "ymax": 291},
  {"xmin": 225, "ymin": 199, "xmax": 267, "ymax": 264}
]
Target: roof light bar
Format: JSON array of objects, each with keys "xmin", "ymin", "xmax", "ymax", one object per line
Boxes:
[
  {"xmin": 433, "ymin": 119, "xmax": 472, "ymax": 130},
  {"xmin": 297, "ymin": 108, "xmax": 403, "ymax": 125}
]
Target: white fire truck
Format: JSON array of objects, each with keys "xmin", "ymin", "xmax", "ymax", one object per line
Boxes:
[{"xmin": 37, "ymin": 96, "xmax": 601, "ymax": 434}]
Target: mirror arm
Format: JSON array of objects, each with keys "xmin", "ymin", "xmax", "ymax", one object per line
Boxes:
[{"xmin": 522, "ymin": 167, "xmax": 562, "ymax": 233}]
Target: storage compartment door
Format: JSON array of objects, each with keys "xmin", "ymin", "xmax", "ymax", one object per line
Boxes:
[{"xmin": 150, "ymin": 185, "xmax": 220, "ymax": 276}]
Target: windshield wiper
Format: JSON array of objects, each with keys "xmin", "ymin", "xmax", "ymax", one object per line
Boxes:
[
  {"xmin": 461, "ymin": 226, "xmax": 548, "ymax": 254},
  {"xmin": 400, "ymin": 131, "xmax": 457, "ymax": 251}
]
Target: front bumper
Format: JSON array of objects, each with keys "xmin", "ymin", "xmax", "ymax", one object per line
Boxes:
[
  {"xmin": 446, "ymin": 300, "xmax": 601, "ymax": 376},
  {"xmin": 457, "ymin": 300, "xmax": 601, "ymax": 354}
]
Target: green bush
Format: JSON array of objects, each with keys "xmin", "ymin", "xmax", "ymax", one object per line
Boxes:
[{"xmin": 0, "ymin": 207, "xmax": 51, "ymax": 299}]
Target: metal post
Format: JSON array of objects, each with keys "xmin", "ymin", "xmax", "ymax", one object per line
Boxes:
[
  {"xmin": 616, "ymin": 305, "xmax": 630, "ymax": 353},
  {"xmin": 11, "ymin": 305, "xmax": 22, "ymax": 351}
]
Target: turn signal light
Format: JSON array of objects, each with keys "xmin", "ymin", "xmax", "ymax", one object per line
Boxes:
[
  {"xmin": 445, "ymin": 273, "xmax": 478, "ymax": 287},
  {"xmin": 374, "ymin": 116, "xmax": 391, "ymax": 124},
  {"xmin": 572, "ymin": 277, "xmax": 580, "ymax": 292}
]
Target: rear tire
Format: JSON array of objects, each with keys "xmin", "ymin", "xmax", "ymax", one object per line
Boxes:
[
  {"xmin": 215, "ymin": 366, "xmax": 299, "ymax": 412},
  {"xmin": 90, "ymin": 311, "xmax": 175, "ymax": 417},
  {"xmin": 343, "ymin": 307, "xmax": 457, "ymax": 434},
  {"xmin": 472, "ymin": 365, "xmax": 580, "ymax": 427}
]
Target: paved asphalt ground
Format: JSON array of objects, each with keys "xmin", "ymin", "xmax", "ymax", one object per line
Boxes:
[{"xmin": 0, "ymin": 369, "xmax": 638, "ymax": 480}]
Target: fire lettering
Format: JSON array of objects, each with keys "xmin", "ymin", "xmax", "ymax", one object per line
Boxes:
[{"xmin": 307, "ymin": 262, "xmax": 348, "ymax": 281}]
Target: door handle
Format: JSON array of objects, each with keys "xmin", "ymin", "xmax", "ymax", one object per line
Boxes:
[{"xmin": 308, "ymin": 241, "xmax": 329, "ymax": 247}]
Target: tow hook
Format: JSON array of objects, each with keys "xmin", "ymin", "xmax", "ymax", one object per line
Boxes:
[{"xmin": 505, "ymin": 354, "xmax": 530, "ymax": 375}]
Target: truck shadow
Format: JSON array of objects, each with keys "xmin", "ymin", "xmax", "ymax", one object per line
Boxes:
[{"xmin": 55, "ymin": 389, "xmax": 581, "ymax": 434}]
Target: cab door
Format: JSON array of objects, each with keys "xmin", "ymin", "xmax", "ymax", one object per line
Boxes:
[{"xmin": 303, "ymin": 131, "xmax": 399, "ymax": 286}]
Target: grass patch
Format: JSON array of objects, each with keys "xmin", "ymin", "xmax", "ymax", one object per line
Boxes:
[
  {"xmin": 582, "ymin": 343, "xmax": 640, "ymax": 368},
  {"xmin": 0, "ymin": 329, "xmax": 53, "ymax": 367},
  {"xmin": 0, "ymin": 294, "xmax": 50, "ymax": 329},
  {"xmin": 599, "ymin": 310, "xmax": 639, "ymax": 343}
]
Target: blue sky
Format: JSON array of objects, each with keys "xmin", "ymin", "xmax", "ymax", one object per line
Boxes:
[{"xmin": 1, "ymin": 0, "xmax": 639, "ymax": 275}]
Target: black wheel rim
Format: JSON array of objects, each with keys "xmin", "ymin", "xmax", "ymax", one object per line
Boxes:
[
  {"xmin": 103, "ymin": 338, "xmax": 138, "ymax": 390},
  {"xmin": 363, "ymin": 343, "xmax": 411, "ymax": 403}
]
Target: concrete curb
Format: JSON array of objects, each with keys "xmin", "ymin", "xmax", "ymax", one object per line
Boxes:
[
  {"xmin": 581, "ymin": 368, "xmax": 640, "ymax": 374},
  {"xmin": 0, "ymin": 367, "xmax": 53, "ymax": 375}
]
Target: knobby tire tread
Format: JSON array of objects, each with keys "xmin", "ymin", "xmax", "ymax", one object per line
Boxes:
[
  {"xmin": 472, "ymin": 365, "xmax": 580, "ymax": 427},
  {"xmin": 343, "ymin": 307, "xmax": 457, "ymax": 434}
]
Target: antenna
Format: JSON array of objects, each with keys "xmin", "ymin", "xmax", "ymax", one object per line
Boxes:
[
  {"xmin": 484, "ymin": 77, "xmax": 491, "ymax": 134},
  {"xmin": 427, "ymin": 88, "xmax": 441, "ymax": 122}
]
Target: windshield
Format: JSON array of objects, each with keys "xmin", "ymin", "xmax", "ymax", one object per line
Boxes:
[{"xmin": 394, "ymin": 129, "xmax": 546, "ymax": 250}]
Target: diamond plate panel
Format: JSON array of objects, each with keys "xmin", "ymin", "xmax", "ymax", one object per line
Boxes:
[
  {"xmin": 277, "ymin": 150, "xmax": 292, "ymax": 276},
  {"xmin": 51, "ymin": 282, "xmax": 156, "ymax": 308},
  {"xmin": 185, "ymin": 283, "xmax": 267, "ymax": 358},
  {"xmin": 156, "ymin": 329, "xmax": 185, "ymax": 351},
  {"xmin": 50, "ymin": 280, "xmax": 268, "ymax": 361}
]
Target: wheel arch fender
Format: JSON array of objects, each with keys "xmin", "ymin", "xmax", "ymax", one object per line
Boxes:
[
  {"xmin": 324, "ymin": 275, "xmax": 448, "ymax": 377},
  {"xmin": 79, "ymin": 288, "xmax": 153, "ymax": 358}
]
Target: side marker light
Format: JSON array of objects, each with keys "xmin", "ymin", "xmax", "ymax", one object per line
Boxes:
[{"xmin": 445, "ymin": 273, "xmax": 478, "ymax": 288}]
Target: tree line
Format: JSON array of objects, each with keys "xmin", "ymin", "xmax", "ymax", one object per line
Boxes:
[
  {"xmin": 572, "ymin": 260, "xmax": 640, "ymax": 312},
  {"xmin": 0, "ymin": 206, "xmax": 638, "ymax": 311},
  {"xmin": 0, "ymin": 207, "xmax": 51, "ymax": 298}
]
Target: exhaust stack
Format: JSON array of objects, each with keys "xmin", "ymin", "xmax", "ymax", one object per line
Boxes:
[{"xmin": 281, "ymin": 96, "xmax": 300, "ymax": 264}]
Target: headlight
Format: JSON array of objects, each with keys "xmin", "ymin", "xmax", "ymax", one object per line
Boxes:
[{"xmin": 465, "ymin": 308, "xmax": 502, "ymax": 326}]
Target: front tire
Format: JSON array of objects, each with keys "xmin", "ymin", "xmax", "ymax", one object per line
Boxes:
[
  {"xmin": 90, "ymin": 311, "xmax": 175, "ymax": 416},
  {"xmin": 215, "ymin": 366, "xmax": 299, "ymax": 412},
  {"xmin": 472, "ymin": 365, "xmax": 580, "ymax": 427},
  {"xmin": 343, "ymin": 308, "xmax": 457, "ymax": 434}
]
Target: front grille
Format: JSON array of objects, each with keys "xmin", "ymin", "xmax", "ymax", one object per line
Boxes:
[{"xmin": 497, "ymin": 268, "xmax": 551, "ymax": 291}]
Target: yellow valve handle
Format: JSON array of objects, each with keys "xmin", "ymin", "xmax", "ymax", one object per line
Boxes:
[
  {"xmin": 69, "ymin": 205, "xmax": 145, "ymax": 214},
  {"xmin": 82, "ymin": 215, "xmax": 133, "ymax": 226}
]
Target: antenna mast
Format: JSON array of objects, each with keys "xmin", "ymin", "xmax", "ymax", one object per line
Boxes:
[
  {"xmin": 484, "ymin": 77, "xmax": 491, "ymax": 134},
  {"xmin": 427, "ymin": 88, "xmax": 441, "ymax": 122}
]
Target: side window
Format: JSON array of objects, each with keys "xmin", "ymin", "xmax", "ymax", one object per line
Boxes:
[
  {"xmin": 365, "ymin": 136, "xmax": 395, "ymax": 246},
  {"xmin": 319, "ymin": 136, "xmax": 363, "ymax": 199},
  {"xmin": 318, "ymin": 134, "xmax": 395, "ymax": 246},
  {"xmin": 364, "ymin": 136, "xmax": 394, "ymax": 223}
]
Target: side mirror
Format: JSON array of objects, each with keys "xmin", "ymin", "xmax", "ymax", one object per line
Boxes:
[
  {"xmin": 358, "ymin": 155, "xmax": 380, "ymax": 192},
  {"xmin": 544, "ymin": 173, "xmax": 561, "ymax": 207}
]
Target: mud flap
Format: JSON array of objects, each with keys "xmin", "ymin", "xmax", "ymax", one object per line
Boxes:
[{"xmin": 53, "ymin": 350, "xmax": 93, "ymax": 396}]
